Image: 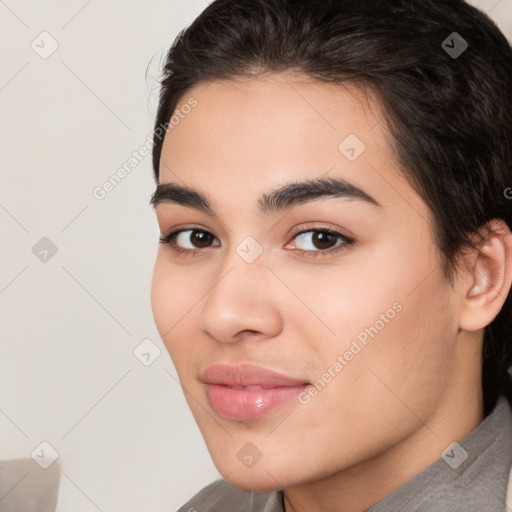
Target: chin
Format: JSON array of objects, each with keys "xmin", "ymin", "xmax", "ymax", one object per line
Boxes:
[{"xmin": 222, "ymin": 471, "xmax": 285, "ymax": 493}]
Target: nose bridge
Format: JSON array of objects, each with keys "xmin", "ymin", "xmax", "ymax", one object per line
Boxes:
[
  {"xmin": 212, "ymin": 233, "xmax": 269, "ymax": 297},
  {"xmin": 200, "ymin": 239, "xmax": 282, "ymax": 342}
]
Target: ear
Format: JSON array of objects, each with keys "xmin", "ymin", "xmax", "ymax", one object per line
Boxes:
[{"xmin": 458, "ymin": 219, "xmax": 512, "ymax": 332}]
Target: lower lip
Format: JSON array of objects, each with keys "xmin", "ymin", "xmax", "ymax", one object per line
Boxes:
[{"xmin": 205, "ymin": 384, "xmax": 308, "ymax": 421}]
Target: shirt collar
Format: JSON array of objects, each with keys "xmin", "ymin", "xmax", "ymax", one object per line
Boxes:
[{"xmin": 366, "ymin": 392, "xmax": 512, "ymax": 511}]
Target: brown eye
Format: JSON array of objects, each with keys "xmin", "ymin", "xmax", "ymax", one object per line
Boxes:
[
  {"xmin": 159, "ymin": 229, "xmax": 221, "ymax": 251},
  {"xmin": 311, "ymin": 231, "xmax": 338, "ymax": 250},
  {"xmin": 190, "ymin": 231, "xmax": 215, "ymax": 248},
  {"xmin": 292, "ymin": 229, "xmax": 351, "ymax": 252}
]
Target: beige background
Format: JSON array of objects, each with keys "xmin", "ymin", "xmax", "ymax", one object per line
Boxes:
[{"xmin": 0, "ymin": 1, "xmax": 510, "ymax": 510}]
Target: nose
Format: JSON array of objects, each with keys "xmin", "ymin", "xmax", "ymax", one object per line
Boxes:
[{"xmin": 200, "ymin": 255, "xmax": 283, "ymax": 344}]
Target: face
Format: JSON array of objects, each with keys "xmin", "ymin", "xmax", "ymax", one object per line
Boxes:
[{"xmin": 151, "ymin": 73, "xmax": 463, "ymax": 492}]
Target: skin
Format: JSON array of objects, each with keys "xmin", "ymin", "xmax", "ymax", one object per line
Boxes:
[{"xmin": 151, "ymin": 72, "xmax": 512, "ymax": 512}]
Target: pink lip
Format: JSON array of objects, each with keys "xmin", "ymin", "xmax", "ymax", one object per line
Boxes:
[{"xmin": 201, "ymin": 363, "xmax": 309, "ymax": 421}]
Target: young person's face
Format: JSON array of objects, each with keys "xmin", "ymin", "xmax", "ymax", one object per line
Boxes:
[{"xmin": 151, "ymin": 73, "xmax": 478, "ymax": 492}]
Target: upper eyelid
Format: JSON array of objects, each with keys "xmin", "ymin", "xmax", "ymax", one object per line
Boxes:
[{"xmin": 160, "ymin": 224, "xmax": 213, "ymax": 239}]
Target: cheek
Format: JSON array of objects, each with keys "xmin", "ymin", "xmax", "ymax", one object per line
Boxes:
[
  {"xmin": 320, "ymin": 273, "xmax": 456, "ymax": 419},
  {"xmin": 150, "ymin": 256, "xmax": 171, "ymax": 335},
  {"xmin": 150, "ymin": 256, "xmax": 193, "ymax": 358},
  {"xmin": 280, "ymin": 233, "xmax": 423, "ymax": 345},
  {"xmin": 288, "ymin": 238, "xmax": 456, "ymax": 400}
]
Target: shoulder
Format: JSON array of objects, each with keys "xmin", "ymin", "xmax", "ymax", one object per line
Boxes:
[{"xmin": 176, "ymin": 478, "xmax": 283, "ymax": 512}]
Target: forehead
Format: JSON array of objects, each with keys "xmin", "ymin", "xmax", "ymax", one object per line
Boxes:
[
  {"xmin": 169, "ymin": 72, "xmax": 387, "ymax": 154},
  {"xmin": 159, "ymin": 72, "xmax": 427, "ymax": 221}
]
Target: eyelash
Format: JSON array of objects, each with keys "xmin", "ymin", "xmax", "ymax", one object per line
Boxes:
[{"xmin": 158, "ymin": 226, "xmax": 355, "ymax": 258}]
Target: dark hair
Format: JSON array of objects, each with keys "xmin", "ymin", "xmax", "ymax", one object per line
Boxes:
[{"xmin": 152, "ymin": 0, "xmax": 512, "ymax": 416}]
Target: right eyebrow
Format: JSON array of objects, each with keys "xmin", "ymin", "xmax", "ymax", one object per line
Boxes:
[{"xmin": 150, "ymin": 183, "xmax": 215, "ymax": 216}]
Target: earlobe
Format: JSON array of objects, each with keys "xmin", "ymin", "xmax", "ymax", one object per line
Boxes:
[{"xmin": 459, "ymin": 219, "xmax": 512, "ymax": 332}]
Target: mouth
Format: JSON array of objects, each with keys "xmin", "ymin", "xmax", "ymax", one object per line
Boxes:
[{"xmin": 201, "ymin": 363, "xmax": 310, "ymax": 421}]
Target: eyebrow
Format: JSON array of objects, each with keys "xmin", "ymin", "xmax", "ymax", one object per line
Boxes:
[{"xmin": 149, "ymin": 177, "xmax": 382, "ymax": 215}]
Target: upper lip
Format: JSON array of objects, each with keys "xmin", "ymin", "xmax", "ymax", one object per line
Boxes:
[{"xmin": 201, "ymin": 363, "xmax": 309, "ymax": 389}]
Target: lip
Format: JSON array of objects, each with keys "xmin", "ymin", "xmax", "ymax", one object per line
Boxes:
[{"xmin": 201, "ymin": 363, "xmax": 310, "ymax": 421}]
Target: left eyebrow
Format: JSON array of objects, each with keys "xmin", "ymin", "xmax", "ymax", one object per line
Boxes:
[
  {"xmin": 259, "ymin": 176, "xmax": 382, "ymax": 213},
  {"xmin": 150, "ymin": 177, "xmax": 382, "ymax": 214}
]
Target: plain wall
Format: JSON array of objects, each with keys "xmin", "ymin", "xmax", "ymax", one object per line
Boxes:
[{"xmin": 0, "ymin": 1, "xmax": 510, "ymax": 510}]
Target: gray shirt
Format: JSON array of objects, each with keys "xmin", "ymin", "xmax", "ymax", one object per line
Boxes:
[{"xmin": 178, "ymin": 393, "xmax": 512, "ymax": 511}]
